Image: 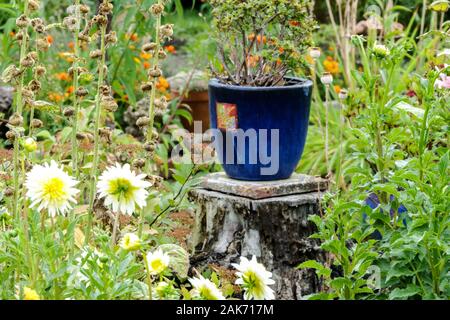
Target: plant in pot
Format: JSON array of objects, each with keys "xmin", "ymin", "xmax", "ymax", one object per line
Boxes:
[{"xmin": 208, "ymin": 0, "xmax": 316, "ymax": 180}]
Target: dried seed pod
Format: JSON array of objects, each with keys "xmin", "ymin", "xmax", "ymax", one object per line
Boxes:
[
  {"xmin": 150, "ymin": 4, "xmax": 164, "ymax": 16},
  {"xmin": 143, "ymin": 141, "xmax": 156, "ymax": 152},
  {"xmin": 100, "ymin": 85, "xmax": 111, "ymax": 96},
  {"xmin": 4, "ymin": 187, "xmax": 14, "ymax": 197},
  {"xmin": 158, "ymin": 49, "xmax": 167, "ymax": 60},
  {"xmin": 37, "ymin": 38, "xmax": 50, "ymax": 50},
  {"xmin": 76, "ymin": 132, "xmax": 87, "ymax": 140},
  {"xmin": 89, "ymin": 49, "xmax": 102, "ymax": 59},
  {"xmin": 31, "ymin": 18, "xmax": 45, "ymax": 33},
  {"xmin": 20, "ymin": 56, "xmax": 35, "ymax": 68},
  {"xmin": 142, "ymin": 42, "xmax": 157, "ymax": 52},
  {"xmin": 99, "ymin": 127, "xmax": 112, "ymax": 140},
  {"xmin": 101, "ymin": 96, "xmax": 118, "ymax": 112},
  {"xmin": 63, "ymin": 16, "xmax": 79, "ymax": 32},
  {"xmin": 30, "ymin": 118, "xmax": 43, "ymax": 129},
  {"xmin": 78, "ymin": 33, "xmax": 90, "ymax": 42},
  {"xmin": 80, "ymin": 4, "xmax": 90, "ymax": 15},
  {"xmin": 148, "ymin": 68, "xmax": 162, "ymax": 78},
  {"xmin": 22, "ymin": 88, "xmax": 34, "ymax": 100},
  {"xmin": 99, "ymin": 2, "xmax": 113, "ymax": 15},
  {"xmin": 6, "ymin": 131, "xmax": 16, "ymax": 141},
  {"xmin": 28, "ymin": 0, "xmax": 40, "ymax": 11},
  {"xmin": 155, "ymin": 96, "xmax": 168, "ymax": 109},
  {"xmin": 160, "ymin": 24, "xmax": 174, "ymax": 38},
  {"xmin": 28, "ymin": 79, "xmax": 41, "ymax": 92},
  {"xmin": 75, "ymin": 87, "xmax": 88, "ymax": 97},
  {"xmin": 35, "ymin": 65, "xmax": 46, "ymax": 76},
  {"xmin": 86, "ymin": 133, "xmax": 94, "ymax": 142},
  {"xmin": 9, "ymin": 113, "xmax": 24, "ymax": 127},
  {"xmin": 16, "ymin": 15, "xmax": 29, "ymax": 28},
  {"xmin": 28, "ymin": 52, "xmax": 38, "ymax": 61},
  {"xmin": 2, "ymin": 65, "xmax": 22, "ymax": 83},
  {"xmin": 15, "ymin": 31, "xmax": 25, "ymax": 41},
  {"xmin": 132, "ymin": 158, "xmax": 146, "ymax": 168},
  {"xmin": 93, "ymin": 14, "xmax": 108, "ymax": 26},
  {"xmin": 140, "ymin": 82, "xmax": 153, "ymax": 92},
  {"xmin": 63, "ymin": 108, "xmax": 75, "ymax": 117},
  {"xmin": 136, "ymin": 116, "xmax": 150, "ymax": 127},
  {"xmin": 105, "ymin": 31, "xmax": 117, "ymax": 45}
]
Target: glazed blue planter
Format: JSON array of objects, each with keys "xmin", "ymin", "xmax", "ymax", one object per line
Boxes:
[{"xmin": 208, "ymin": 77, "xmax": 313, "ymax": 181}]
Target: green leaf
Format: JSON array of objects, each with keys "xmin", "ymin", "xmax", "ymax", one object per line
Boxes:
[{"xmin": 388, "ymin": 285, "xmax": 421, "ymax": 300}]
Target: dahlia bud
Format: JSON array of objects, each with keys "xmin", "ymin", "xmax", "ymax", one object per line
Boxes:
[
  {"xmin": 23, "ymin": 137, "xmax": 38, "ymax": 152},
  {"xmin": 136, "ymin": 116, "xmax": 150, "ymax": 127},
  {"xmin": 9, "ymin": 113, "xmax": 24, "ymax": 127},
  {"xmin": 372, "ymin": 43, "xmax": 390, "ymax": 59}
]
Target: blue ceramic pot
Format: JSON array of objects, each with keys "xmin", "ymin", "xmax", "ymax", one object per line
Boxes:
[{"xmin": 208, "ymin": 77, "xmax": 313, "ymax": 181}]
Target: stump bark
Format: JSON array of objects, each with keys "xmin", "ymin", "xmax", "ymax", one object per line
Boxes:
[{"xmin": 188, "ymin": 172, "xmax": 328, "ymax": 300}]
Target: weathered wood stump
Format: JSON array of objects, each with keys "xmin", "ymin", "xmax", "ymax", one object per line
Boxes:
[{"xmin": 188, "ymin": 172, "xmax": 328, "ymax": 300}]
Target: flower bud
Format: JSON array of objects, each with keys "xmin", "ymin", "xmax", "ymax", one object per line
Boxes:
[
  {"xmin": 35, "ymin": 65, "xmax": 46, "ymax": 76},
  {"xmin": 28, "ymin": 0, "xmax": 40, "ymax": 11},
  {"xmin": 75, "ymin": 87, "xmax": 88, "ymax": 97},
  {"xmin": 309, "ymin": 47, "xmax": 321, "ymax": 59},
  {"xmin": 23, "ymin": 137, "xmax": 37, "ymax": 152},
  {"xmin": 372, "ymin": 43, "xmax": 390, "ymax": 59},
  {"xmin": 148, "ymin": 68, "xmax": 162, "ymax": 78},
  {"xmin": 141, "ymin": 82, "xmax": 153, "ymax": 92},
  {"xmin": 143, "ymin": 141, "xmax": 156, "ymax": 152},
  {"xmin": 80, "ymin": 4, "xmax": 90, "ymax": 15},
  {"xmin": 6, "ymin": 131, "xmax": 16, "ymax": 141},
  {"xmin": 4, "ymin": 187, "xmax": 14, "ymax": 197},
  {"xmin": 320, "ymin": 72, "xmax": 333, "ymax": 85},
  {"xmin": 158, "ymin": 49, "xmax": 167, "ymax": 60}
]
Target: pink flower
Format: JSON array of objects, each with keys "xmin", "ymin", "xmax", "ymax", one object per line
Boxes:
[{"xmin": 435, "ymin": 74, "xmax": 450, "ymax": 89}]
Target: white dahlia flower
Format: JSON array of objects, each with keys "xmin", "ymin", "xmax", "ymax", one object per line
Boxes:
[
  {"xmin": 232, "ymin": 256, "xmax": 275, "ymax": 300},
  {"xmin": 146, "ymin": 249, "xmax": 170, "ymax": 275},
  {"xmin": 25, "ymin": 160, "xmax": 79, "ymax": 216},
  {"xmin": 97, "ymin": 163, "xmax": 151, "ymax": 216},
  {"xmin": 189, "ymin": 275, "xmax": 225, "ymax": 300}
]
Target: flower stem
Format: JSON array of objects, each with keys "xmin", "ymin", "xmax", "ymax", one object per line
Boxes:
[
  {"xmin": 143, "ymin": 254, "xmax": 153, "ymax": 300},
  {"xmin": 85, "ymin": 23, "xmax": 107, "ymax": 244}
]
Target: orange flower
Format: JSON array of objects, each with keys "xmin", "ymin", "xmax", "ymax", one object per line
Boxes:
[
  {"xmin": 58, "ymin": 52, "xmax": 75, "ymax": 63},
  {"xmin": 47, "ymin": 35, "xmax": 54, "ymax": 45},
  {"xmin": 48, "ymin": 92, "xmax": 63, "ymax": 102},
  {"xmin": 10, "ymin": 31, "xmax": 15, "ymax": 37},
  {"xmin": 328, "ymin": 46, "xmax": 335, "ymax": 52},
  {"xmin": 56, "ymin": 72, "xmax": 71, "ymax": 81},
  {"xmin": 278, "ymin": 47, "xmax": 285, "ymax": 54},
  {"xmin": 323, "ymin": 56, "xmax": 339, "ymax": 75},
  {"xmin": 334, "ymin": 85, "xmax": 342, "ymax": 94},
  {"xmin": 156, "ymin": 77, "xmax": 169, "ymax": 91},
  {"xmin": 165, "ymin": 45, "xmax": 176, "ymax": 54},
  {"xmin": 143, "ymin": 61, "xmax": 151, "ymax": 69},
  {"xmin": 248, "ymin": 33, "xmax": 266, "ymax": 44},
  {"xmin": 66, "ymin": 86, "xmax": 75, "ymax": 94},
  {"xmin": 289, "ymin": 20, "xmax": 300, "ymax": 27},
  {"xmin": 127, "ymin": 33, "xmax": 138, "ymax": 42},
  {"xmin": 140, "ymin": 52, "xmax": 152, "ymax": 60},
  {"xmin": 68, "ymin": 41, "xmax": 75, "ymax": 50},
  {"xmin": 247, "ymin": 55, "xmax": 260, "ymax": 68}
]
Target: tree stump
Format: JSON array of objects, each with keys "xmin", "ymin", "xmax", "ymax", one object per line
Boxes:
[{"xmin": 188, "ymin": 172, "xmax": 328, "ymax": 300}]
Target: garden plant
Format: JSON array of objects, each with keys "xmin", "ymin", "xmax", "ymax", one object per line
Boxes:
[{"xmin": 0, "ymin": 0, "xmax": 448, "ymax": 302}]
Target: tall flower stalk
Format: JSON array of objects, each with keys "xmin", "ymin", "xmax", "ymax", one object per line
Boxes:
[{"xmin": 85, "ymin": 0, "xmax": 117, "ymax": 242}]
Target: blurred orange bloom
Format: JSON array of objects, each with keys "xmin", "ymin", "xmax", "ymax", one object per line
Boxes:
[
  {"xmin": 127, "ymin": 33, "xmax": 138, "ymax": 42},
  {"xmin": 143, "ymin": 61, "xmax": 151, "ymax": 69},
  {"xmin": 140, "ymin": 52, "xmax": 152, "ymax": 60},
  {"xmin": 66, "ymin": 86, "xmax": 75, "ymax": 94},
  {"xmin": 48, "ymin": 92, "xmax": 63, "ymax": 102},
  {"xmin": 334, "ymin": 85, "xmax": 341, "ymax": 94},
  {"xmin": 47, "ymin": 35, "xmax": 54, "ymax": 45},
  {"xmin": 165, "ymin": 45, "xmax": 176, "ymax": 54},
  {"xmin": 323, "ymin": 56, "xmax": 339, "ymax": 75},
  {"xmin": 56, "ymin": 72, "xmax": 71, "ymax": 81},
  {"xmin": 156, "ymin": 77, "xmax": 169, "ymax": 91},
  {"xmin": 68, "ymin": 41, "xmax": 74, "ymax": 50},
  {"xmin": 247, "ymin": 55, "xmax": 260, "ymax": 68},
  {"xmin": 289, "ymin": 20, "xmax": 300, "ymax": 27}
]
